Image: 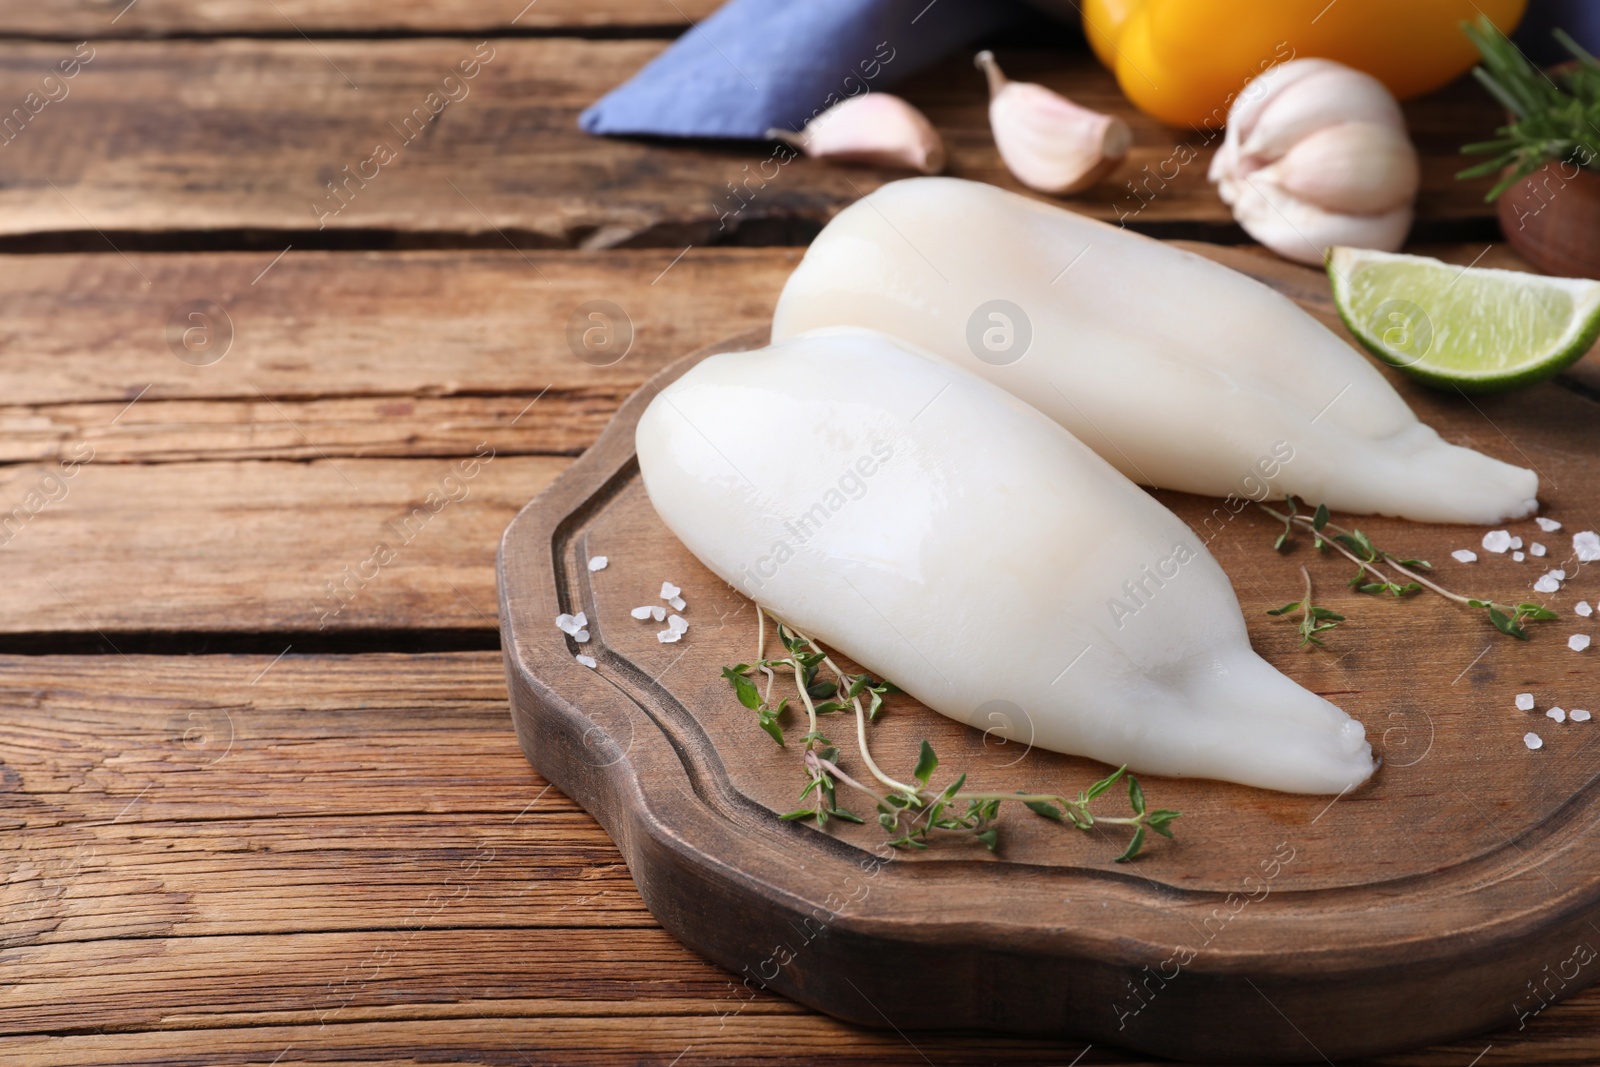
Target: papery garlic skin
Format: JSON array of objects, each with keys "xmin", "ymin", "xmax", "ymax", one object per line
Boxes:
[
  {"xmin": 637, "ymin": 327, "xmax": 1375, "ymax": 794},
  {"xmin": 1209, "ymin": 59, "xmax": 1419, "ymax": 265},
  {"xmin": 977, "ymin": 50, "xmax": 1129, "ymax": 195},
  {"xmin": 1225, "ymin": 173, "xmax": 1414, "ymax": 267},
  {"xmin": 769, "ymin": 93, "xmax": 944, "ymax": 175},
  {"xmin": 1263, "ymin": 123, "xmax": 1420, "ymax": 216},
  {"xmin": 771, "ymin": 178, "xmax": 1538, "ymax": 525}
]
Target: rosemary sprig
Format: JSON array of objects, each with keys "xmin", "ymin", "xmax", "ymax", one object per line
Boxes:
[
  {"xmin": 719, "ymin": 610, "xmax": 1178, "ymax": 861},
  {"xmin": 1266, "ymin": 564, "xmax": 1345, "ymax": 648},
  {"xmin": 1457, "ymin": 16, "xmax": 1600, "ymax": 200},
  {"xmin": 1259, "ymin": 498, "xmax": 1558, "ymax": 640}
]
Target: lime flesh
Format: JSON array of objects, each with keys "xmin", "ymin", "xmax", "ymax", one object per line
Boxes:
[{"xmin": 1327, "ymin": 246, "xmax": 1600, "ymax": 393}]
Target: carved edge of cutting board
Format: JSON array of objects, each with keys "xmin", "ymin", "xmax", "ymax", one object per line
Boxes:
[{"xmin": 497, "ymin": 327, "xmax": 1600, "ymax": 1063}]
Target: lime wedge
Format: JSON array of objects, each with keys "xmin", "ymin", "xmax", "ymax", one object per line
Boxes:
[{"xmin": 1327, "ymin": 246, "xmax": 1600, "ymax": 393}]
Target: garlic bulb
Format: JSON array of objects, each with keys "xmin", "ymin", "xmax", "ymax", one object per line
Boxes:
[
  {"xmin": 1209, "ymin": 58, "xmax": 1419, "ymax": 265},
  {"xmin": 976, "ymin": 50, "xmax": 1130, "ymax": 195},
  {"xmin": 768, "ymin": 93, "xmax": 944, "ymax": 175}
]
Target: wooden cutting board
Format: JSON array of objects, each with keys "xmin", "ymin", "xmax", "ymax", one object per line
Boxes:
[{"xmin": 497, "ymin": 260, "xmax": 1600, "ymax": 1062}]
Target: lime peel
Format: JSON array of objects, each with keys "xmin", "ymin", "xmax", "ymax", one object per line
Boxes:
[{"xmin": 1327, "ymin": 246, "xmax": 1600, "ymax": 393}]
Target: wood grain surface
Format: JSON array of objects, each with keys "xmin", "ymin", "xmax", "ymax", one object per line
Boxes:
[
  {"xmin": 0, "ymin": 41, "xmax": 1501, "ymax": 244},
  {"xmin": 6, "ymin": 1, "xmax": 1598, "ymax": 1062},
  {"xmin": 0, "ymin": 248, "xmax": 798, "ymax": 408},
  {"xmin": 0, "ymin": 0, "xmax": 719, "ymax": 36},
  {"xmin": 0, "ymin": 455, "xmax": 565, "ymax": 634}
]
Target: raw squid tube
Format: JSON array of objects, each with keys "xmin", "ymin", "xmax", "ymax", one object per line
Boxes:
[
  {"xmin": 636, "ymin": 328, "xmax": 1375, "ymax": 794},
  {"xmin": 770, "ymin": 176, "xmax": 1537, "ymax": 525}
]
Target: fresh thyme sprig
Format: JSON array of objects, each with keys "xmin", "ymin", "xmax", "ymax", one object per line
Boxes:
[
  {"xmin": 1267, "ymin": 565, "xmax": 1345, "ymax": 648},
  {"xmin": 1259, "ymin": 498, "xmax": 1558, "ymax": 640},
  {"xmin": 720, "ymin": 665, "xmax": 790, "ymax": 746},
  {"xmin": 1457, "ymin": 15, "xmax": 1600, "ymax": 200},
  {"xmin": 719, "ymin": 609, "xmax": 1178, "ymax": 861}
]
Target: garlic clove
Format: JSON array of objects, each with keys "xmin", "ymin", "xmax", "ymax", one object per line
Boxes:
[
  {"xmin": 1220, "ymin": 58, "xmax": 1350, "ymax": 161},
  {"xmin": 1230, "ymin": 171, "xmax": 1412, "ymax": 266},
  {"xmin": 768, "ymin": 93, "xmax": 944, "ymax": 175},
  {"xmin": 976, "ymin": 50, "xmax": 1130, "ymax": 196},
  {"xmin": 1237, "ymin": 66, "xmax": 1406, "ymax": 165},
  {"xmin": 1260, "ymin": 121, "xmax": 1420, "ymax": 216},
  {"xmin": 1210, "ymin": 58, "xmax": 1347, "ymax": 189}
]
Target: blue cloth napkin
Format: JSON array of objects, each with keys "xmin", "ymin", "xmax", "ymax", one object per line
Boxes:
[
  {"xmin": 1514, "ymin": 0, "xmax": 1600, "ymax": 63},
  {"xmin": 579, "ymin": 0, "xmax": 1028, "ymax": 140}
]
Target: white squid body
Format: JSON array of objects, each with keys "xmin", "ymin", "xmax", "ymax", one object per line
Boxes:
[
  {"xmin": 636, "ymin": 328, "xmax": 1375, "ymax": 794},
  {"xmin": 771, "ymin": 177, "xmax": 1537, "ymax": 525}
]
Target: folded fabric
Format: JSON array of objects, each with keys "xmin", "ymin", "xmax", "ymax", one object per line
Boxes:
[
  {"xmin": 1513, "ymin": 0, "xmax": 1600, "ymax": 63},
  {"xmin": 579, "ymin": 0, "xmax": 1028, "ymax": 140}
]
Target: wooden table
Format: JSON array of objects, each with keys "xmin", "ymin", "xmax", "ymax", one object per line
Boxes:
[{"xmin": 3, "ymin": 3, "xmax": 1597, "ymax": 1064}]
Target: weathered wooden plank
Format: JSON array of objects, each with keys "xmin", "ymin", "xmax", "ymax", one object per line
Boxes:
[
  {"xmin": 1, "ymin": 814, "xmax": 653, "ymax": 945},
  {"xmin": 0, "ymin": 41, "xmax": 1501, "ymax": 244},
  {"xmin": 0, "ymin": 395, "xmax": 606, "ymax": 465},
  {"xmin": 1, "ymin": 1007, "xmax": 1597, "ymax": 1066},
  {"xmin": 0, "ymin": 457, "xmax": 564, "ymax": 633},
  {"xmin": 0, "ymin": 0, "xmax": 718, "ymax": 37},
  {"xmin": 0, "ymin": 929, "xmax": 793, "ymax": 1035},
  {"xmin": 0, "ymin": 652, "xmax": 656, "ymax": 949},
  {"xmin": 0, "ymin": 248, "xmax": 797, "ymax": 408},
  {"xmin": 0, "ymin": 651, "xmax": 550, "ymax": 819}
]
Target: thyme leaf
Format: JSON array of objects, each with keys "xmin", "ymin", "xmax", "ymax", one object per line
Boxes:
[
  {"xmin": 1266, "ymin": 565, "xmax": 1344, "ymax": 648},
  {"xmin": 720, "ymin": 609, "xmax": 1179, "ymax": 860},
  {"xmin": 1258, "ymin": 498, "xmax": 1558, "ymax": 644}
]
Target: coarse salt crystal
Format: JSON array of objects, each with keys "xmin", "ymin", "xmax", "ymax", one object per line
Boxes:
[
  {"xmin": 1573, "ymin": 709, "xmax": 1593, "ymax": 722},
  {"xmin": 1509, "ymin": 536, "xmax": 1524, "ymax": 550},
  {"xmin": 1579, "ymin": 601, "xmax": 1594, "ymax": 617},
  {"xmin": 1534, "ymin": 575, "xmax": 1561, "ymax": 594},
  {"xmin": 1553, "ymin": 569, "xmax": 1568, "ymax": 580},
  {"xmin": 575, "ymin": 629, "xmax": 591, "ymax": 643},
  {"xmin": 1525, "ymin": 731, "xmax": 1544, "ymax": 750},
  {"xmin": 1537, "ymin": 517, "xmax": 1563, "ymax": 532},
  {"xmin": 657, "ymin": 628, "xmax": 681, "ymax": 644},
  {"xmin": 1516, "ymin": 692, "xmax": 1535, "ymax": 711},
  {"xmin": 1482, "ymin": 530, "xmax": 1512, "ymax": 553},
  {"xmin": 1513, "ymin": 551, "xmax": 1525, "ymax": 562},
  {"xmin": 555, "ymin": 612, "xmax": 587, "ymax": 636},
  {"xmin": 575, "ymin": 654, "xmax": 597, "ymax": 669},
  {"xmin": 588, "ymin": 555, "xmax": 608, "ymax": 572},
  {"xmin": 651, "ymin": 605, "xmax": 666, "ymax": 622},
  {"xmin": 667, "ymin": 613, "xmax": 689, "ymax": 634},
  {"xmin": 1575, "ymin": 531, "xmax": 1600, "ymax": 562},
  {"xmin": 631, "ymin": 606, "xmax": 654, "ymax": 620},
  {"xmin": 660, "ymin": 581, "xmax": 681, "ymax": 599},
  {"xmin": 1531, "ymin": 543, "xmax": 1547, "ymax": 557},
  {"xmin": 668, "ymin": 596, "xmax": 687, "ymax": 611},
  {"xmin": 1571, "ymin": 634, "xmax": 1592, "ymax": 652},
  {"xmin": 1452, "ymin": 549, "xmax": 1478, "ymax": 563},
  {"xmin": 1549, "ymin": 707, "xmax": 1567, "ymax": 723}
]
